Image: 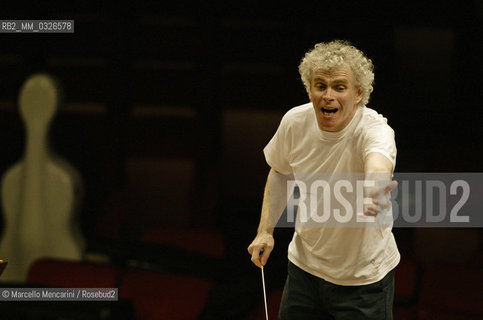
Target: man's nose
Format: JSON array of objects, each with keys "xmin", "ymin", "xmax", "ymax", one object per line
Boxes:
[{"xmin": 323, "ymin": 88, "xmax": 334, "ymax": 102}]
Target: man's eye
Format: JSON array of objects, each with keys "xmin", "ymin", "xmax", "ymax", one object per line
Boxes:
[
  {"xmin": 336, "ymin": 86, "xmax": 346, "ymax": 91},
  {"xmin": 317, "ymin": 85, "xmax": 326, "ymax": 90}
]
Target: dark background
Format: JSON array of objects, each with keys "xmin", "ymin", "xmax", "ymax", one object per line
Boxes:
[{"xmin": 0, "ymin": 1, "xmax": 481, "ymax": 319}]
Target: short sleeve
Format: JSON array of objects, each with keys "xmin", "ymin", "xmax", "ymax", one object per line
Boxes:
[
  {"xmin": 263, "ymin": 115, "xmax": 293, "ymax": 173},
  {"xmin": 362, "ymin": 124, "xmax": 397, "ymax": 169}
]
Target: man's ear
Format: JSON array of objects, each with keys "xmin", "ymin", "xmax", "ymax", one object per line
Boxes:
[{"xmin": 355, "ymin": 87, "xmax": 363, "ymax": 104}]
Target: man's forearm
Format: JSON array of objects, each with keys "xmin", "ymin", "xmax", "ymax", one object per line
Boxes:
[
  {"xmin": 364, "ymin": 152, "xmax": 393, "ymax": 191},
  {"xmin": 363, "ymin": 152, "xmax": 397, "ymax": 215},
  {"xmin": 257, "ymin": 168, "xmax": 293, "ymax": 234}
]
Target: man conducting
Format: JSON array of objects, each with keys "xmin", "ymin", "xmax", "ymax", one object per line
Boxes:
[{"xmin": 248, "ymin": 40, "xmax": 399, "ymax": 319}]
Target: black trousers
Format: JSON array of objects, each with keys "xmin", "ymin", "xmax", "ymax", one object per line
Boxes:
[{"xmin": 279, "ymin": 261, "xmax": 394, "ymax": 320}]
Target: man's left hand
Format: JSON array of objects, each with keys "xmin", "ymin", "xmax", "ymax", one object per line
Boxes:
[{"xmin": 363, "ymin": 180, "xmax": 398, "ymax": 216}]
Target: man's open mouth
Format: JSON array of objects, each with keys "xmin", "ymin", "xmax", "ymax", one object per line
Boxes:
[{"xmin": 321, "ymin": 107, "xmax": 339, "ymax": 115}]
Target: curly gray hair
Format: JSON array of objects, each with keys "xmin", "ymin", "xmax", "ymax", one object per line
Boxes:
[{"xmin": 298, "ymin": 40, "xmax": 375, "ymax": 106}]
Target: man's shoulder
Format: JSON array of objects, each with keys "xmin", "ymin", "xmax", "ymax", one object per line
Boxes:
[
  {"xmin": 282, "ymin": 102, "xmax": 313, "ymax": 123},
  {"xmin": 357, "ymin": 106, "xmax": 395, "ymax": 139},
  {"xmin": 359, "ymin": 106, "xmax": 393, "ymax": 130}
]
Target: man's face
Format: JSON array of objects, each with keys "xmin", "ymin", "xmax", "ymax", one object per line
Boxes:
[{"xmin": 309, "ymin": 65, "xmax": 363, "ymax": 132}]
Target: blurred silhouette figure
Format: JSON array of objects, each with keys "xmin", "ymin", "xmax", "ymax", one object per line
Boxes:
[{"xmin": 0, "ymin": 73, "xmax": 84, "ymax": 282}]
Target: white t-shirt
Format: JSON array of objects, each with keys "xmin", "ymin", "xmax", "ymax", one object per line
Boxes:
[{"xmin": 264, "ymin": 102, "xmax": 400, "ymax": 286}]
